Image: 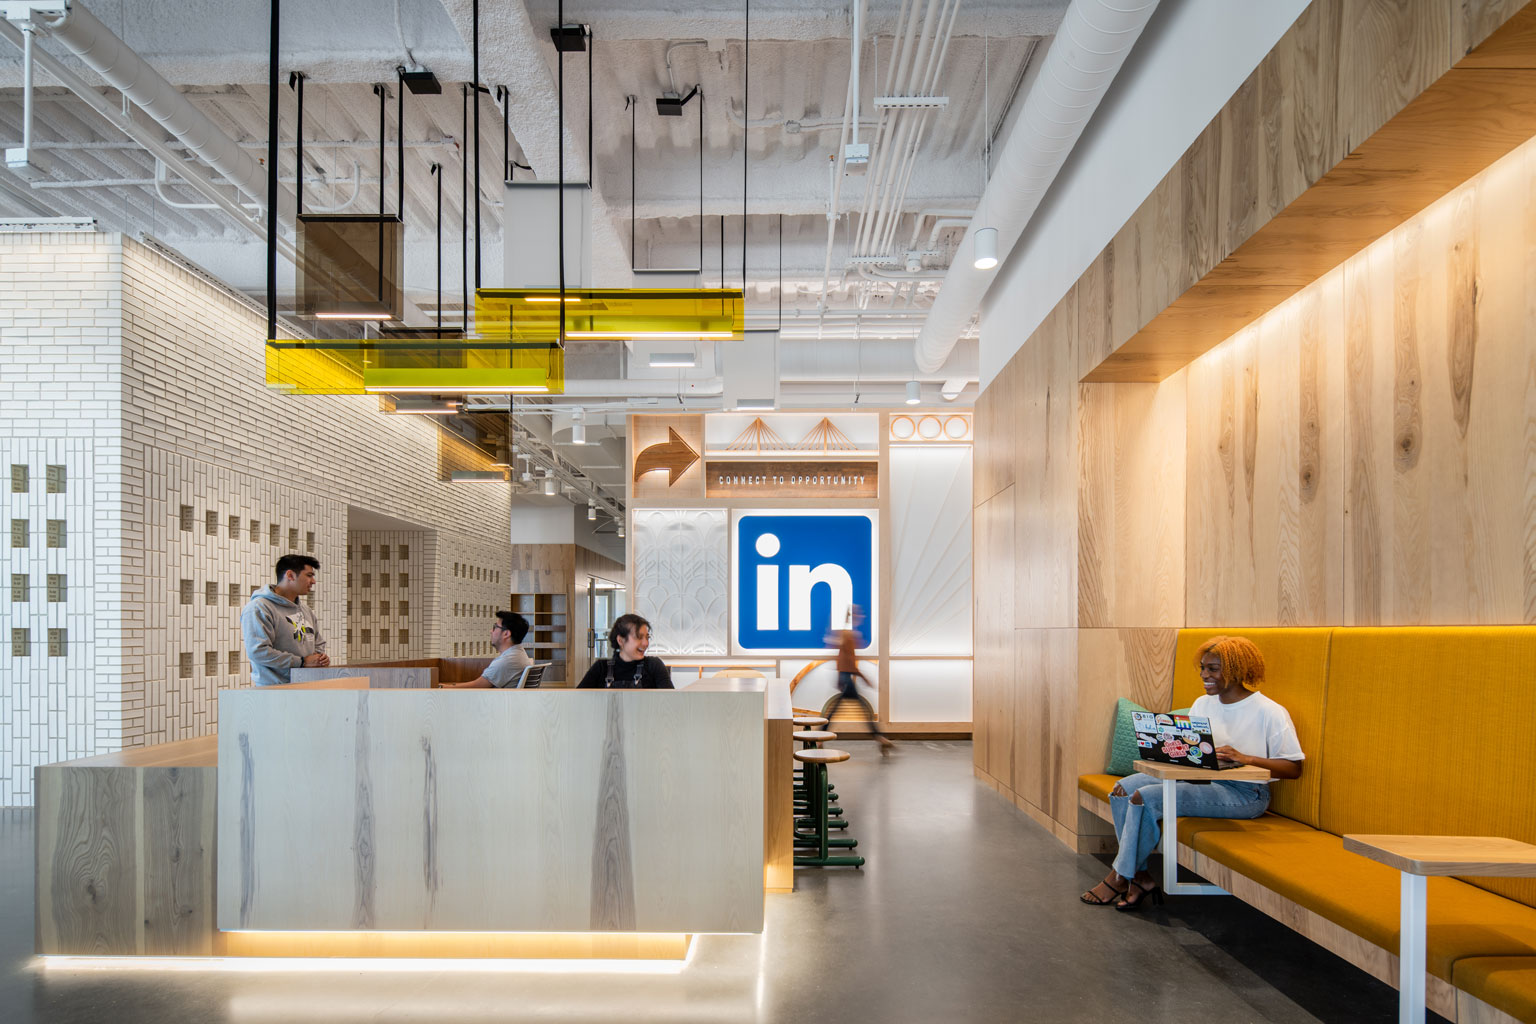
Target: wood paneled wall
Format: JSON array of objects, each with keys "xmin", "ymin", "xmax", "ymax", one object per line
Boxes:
[{"xmin": 974, "ymin": 0, "xmax": 1536, "ymax": 848}]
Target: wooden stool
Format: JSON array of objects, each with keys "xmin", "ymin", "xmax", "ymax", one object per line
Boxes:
[
  {"xmin": 792, "ymin": 749, "xmax": 862, "ymax": 868},
  {"xmin": 793, "ymin": 729, "xmax": 837, "ymax": 748},
  {"xmin": 793, "ymin": 715, "xmax": 830, "ymax": 729}
]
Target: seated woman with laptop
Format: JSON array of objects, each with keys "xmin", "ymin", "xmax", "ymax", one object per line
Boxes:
[{"xmin": 1080, "ymin": 635, "xmax": 1305, "ymax": 911}]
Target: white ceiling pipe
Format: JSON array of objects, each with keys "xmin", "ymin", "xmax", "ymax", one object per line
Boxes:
[
  {"xmin": 0, "ymin": 16, "xmax": 290, "ymax": 253},
  {"xmin": 914, "ymin": 0, "xmax": 1161, "ymax": 373},
  {"xmin": 852, "ymin": 0, "xmax": 934, "ymax": 257},
  {"xmin": 816, "ymin": 3, "xmax": 864, "ymax": 310},
  {"xmin": 32, "ymin": 1, "xmax": 289, "ymax": 216}
]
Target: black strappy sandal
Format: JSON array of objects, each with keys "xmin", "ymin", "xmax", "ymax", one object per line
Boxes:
[
  {"xmin": 1079, "ymin": 879, "xmax": 1129, "ymax": 906},
  {"xmin": 1114, "ymin": 879, "xmax": 1164, "ymax": 911}
]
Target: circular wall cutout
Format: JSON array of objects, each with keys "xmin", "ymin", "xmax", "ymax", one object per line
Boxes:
[
  {"xmin": 944, "ymin": 415, "xmax": 970, "ymax": 440},
  {"xmin": 890, "ymin": 416, "xmax": 916, "ymax": 440},
  {"xmin": 917, "ymin": 416, "xmax": 942, "ymax": 439}
]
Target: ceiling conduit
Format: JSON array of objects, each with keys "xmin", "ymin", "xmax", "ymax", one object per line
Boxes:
[
  {"xmin": 32, "ymin": 1, "xmax": 291, "ymax": 217},
  {"xmin": 913, "ymin": 0, "xmax": 1160, "ymax": 373}
]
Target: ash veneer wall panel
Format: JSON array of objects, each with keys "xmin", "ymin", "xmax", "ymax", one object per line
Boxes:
[
  {"xmin": 1078, "ymin": 377, "xmax": 1187, "ymax": 629},
  {"xmin": 1013, "ymin": 299, "xmax": 1080, "ymax": 630},
  {"xmin": 1343, "ymin": 143, "xmax": 1536, "ymax": 624},
  {"xmin": 1185, "ymin": 280, "xmax": 1347, "ymax": 626},
  {"xmin": 1074, "ymin": 627, "xmax": 1178, "ymax": 774},
  {"xmin": 971, "ymin": 489, "xmax": 1016, "ymax": 785}
]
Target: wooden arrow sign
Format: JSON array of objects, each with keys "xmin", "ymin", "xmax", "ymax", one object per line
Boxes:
[{"xmin": 633, "ymin": 427, "xmax": 699, "ymax": 485}]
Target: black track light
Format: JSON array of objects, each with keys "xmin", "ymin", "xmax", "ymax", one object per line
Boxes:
[
  {"xmin": 399, "ymin": 69, "xmax": 442, "ymax": 95},
  {"xmin": 551, "ymin": 24, "xmax": 586, "ymax": 52},
  {"xmin": 656, "ymin": 84, "xmax": 699, "ymax": 116}
]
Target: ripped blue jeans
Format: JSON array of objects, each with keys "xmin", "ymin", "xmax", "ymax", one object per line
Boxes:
[{"xmin": 1109, "ymin": 772, "xmax": 1270, "ymax": 881}]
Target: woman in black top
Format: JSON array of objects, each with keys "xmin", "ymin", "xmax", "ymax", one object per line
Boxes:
[{"xmin": 576, "ymin": 613, "xmax": 674, "ymax": 689}]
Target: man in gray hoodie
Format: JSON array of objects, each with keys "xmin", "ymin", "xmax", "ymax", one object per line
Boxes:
[{"xmin": 241, "ymin": 554, "xmax": 330, "ymax": 686}]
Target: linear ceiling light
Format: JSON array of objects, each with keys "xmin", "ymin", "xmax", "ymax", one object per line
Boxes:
[
  {"xmin": 648, "ymin": 353, "xmax": 698, "ymax": 368},
  {"xmin": 448, "ymin": 470, "xmax": 505, "ymax": 482},
  {"xmin": 567, "ymin": 331, "xmax": 734, "ymax": 340},
  {"xmin": 313, "ymin": 312, "xmax": 394, "ymax": 321},
  {"xmin": 735, "ymin": 398, "xmax": 775, "ymax": 411},
  {"xmin": 364, "ymin": 385, "xmax": 550, "ymax": 394},
  {"xmin": 389, "ymin": 399, "xmax": 461, "ymax": 414},
  {"xmin": 523, "ymin": 296, "xmax": 582, "ymax": 303}
]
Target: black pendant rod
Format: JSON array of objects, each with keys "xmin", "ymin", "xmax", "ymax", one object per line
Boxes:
[
  {"xmin": 586, "ymin": 27, "xmax": 593, "ymax": 185},
  {"xmin": 473, "ymin": 0, "xmax": 481, "ymax": 289},
  {"xmin": 499, "ymin": 85, "xmax": 509, "ymax": 181},
  {"xmin": 266, "ymin": 0, "xmax": 278, "ymax": 340},
  {"xmin": 697, "ymin": 88, "xmax": 703, "ymax": 277},
  {"xmin": 289, "ymin": 71, "xmax": 304, "ymax": 217},
  {"xmin": 396, "ymin": 69, "xmax": 404, "ymax": 219},
  {"xmin": 461, "ymin": 82, "xmax": 469, "ymax": 328},
  {"xmin": 778, "ymin": 212, "xmax": 782, "ymax": 331},
  {"xmin": 431, "ymin": 162, "xmax": 442, "ymax": 333},
  {"xmin": 629, "ymin": 95, "xmax": 635, "ymax": 269},
  {"xmin": 558, "ymin": 0, "xmax": 566, "ymax": 342},
  {"xmin": 742, "ymin": 0, "xmax": 748, "ymax": 290},
  {"xmin": 719, "ymin": 214, "xmax": 724, "ymax": 289},
  {"xmin": 375, "ymin": 82, "xmax": 386, "ymax": 300}
]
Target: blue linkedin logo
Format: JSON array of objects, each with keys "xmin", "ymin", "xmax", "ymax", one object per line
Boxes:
[{"xmin": 736, "ymin": 513, "xmax": 873, "ymax": 651}]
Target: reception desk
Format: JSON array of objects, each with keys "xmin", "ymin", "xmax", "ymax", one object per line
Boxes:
[{"xmin": 36, "ymin": 676, "xmax": 790, "ymax": 959}]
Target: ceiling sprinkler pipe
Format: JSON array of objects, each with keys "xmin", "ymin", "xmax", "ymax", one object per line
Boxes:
[
  {"xmin": 33, "ymin": 1, "xmax": 290, "ymax": 216},
  {"xmin": 913, "ymin": 0, "xmax": 1162, "ymax": 373}
]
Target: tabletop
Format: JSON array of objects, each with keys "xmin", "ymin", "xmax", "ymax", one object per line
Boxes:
[
  {"xmin": 1132, "ymin": 759, "xmax": 1271, "ymax": 782},
  {"xmin": 1342, "ymin": 835, "xmax": 1536, "ymax": 876}
]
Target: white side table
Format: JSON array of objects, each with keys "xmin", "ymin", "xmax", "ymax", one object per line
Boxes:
[
  {"xmin": 1131, "ymin": 758, "xmax": 1271, "ymax": 896},
  {"xmin": 1343, "ymin": 834, "xmax": 1536, "ymax": 1024}
]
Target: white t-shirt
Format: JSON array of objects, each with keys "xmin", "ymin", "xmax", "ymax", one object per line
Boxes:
[
  {"xmin": 483, "ymin": 645, "xmax": 532, "ymax": 688},
  {"xmin": 1190, "ymin": 691, "xmax": 1304, "ymax": 781}
]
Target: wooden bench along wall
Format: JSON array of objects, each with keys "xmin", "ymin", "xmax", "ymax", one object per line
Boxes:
[{"xmin": 1077, "ymin": 627, "xmax": 1536, "ymax": 1024}]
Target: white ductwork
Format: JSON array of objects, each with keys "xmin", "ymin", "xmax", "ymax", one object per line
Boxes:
[
  {"xmin": 32, "ymin": 1, "xmax": 289, "ymax": 216},
  {"xmin": 913, "ymin": 0, "xmax": 1161, "ymax": 373}
]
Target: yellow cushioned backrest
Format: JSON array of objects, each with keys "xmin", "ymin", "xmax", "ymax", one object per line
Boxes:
[
  {"xmin": 1171, "ymin": 628, "xmax": 1333, "ymax": 829},
  {"xmin": 1319, "ymin": 627, "xmax": 1536, "ymax": 907}
]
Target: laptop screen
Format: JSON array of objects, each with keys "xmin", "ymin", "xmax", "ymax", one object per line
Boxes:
[{"xmin": 1131, "ymin": 711, "xmax": 1217, "ymax": 767}]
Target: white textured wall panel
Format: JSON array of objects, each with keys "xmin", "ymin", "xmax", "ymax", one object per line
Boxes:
[
  {"xmin": 888, "ymin": 660, "xmax": 972, "ymax": 723},
  {"xmin": 889, "ymin": 446, "xmax": 972, "ymax": 656},
  {"xmin": 633, "ymin": 509, "xmax": 727, "ymax": 655}
]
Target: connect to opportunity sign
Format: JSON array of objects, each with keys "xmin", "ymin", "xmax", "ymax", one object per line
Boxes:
[{"xmin": 733, "ymin": 512, "xmax": 875, "ymax": 653}]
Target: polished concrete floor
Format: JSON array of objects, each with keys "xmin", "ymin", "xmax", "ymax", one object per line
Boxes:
[{"xmin": 0, "ymin": 741, "xmax": 1437, "ymax": 1023}]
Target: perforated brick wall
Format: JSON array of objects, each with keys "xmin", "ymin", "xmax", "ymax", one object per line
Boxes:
[{"xmin": 0, "ymin": 233, "xmax": 515, "ymax": 805}]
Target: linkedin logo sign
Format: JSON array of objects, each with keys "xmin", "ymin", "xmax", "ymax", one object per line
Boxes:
[{"xmin": 734, "ymin": 512, "xmax": 875, "ymax": 652}]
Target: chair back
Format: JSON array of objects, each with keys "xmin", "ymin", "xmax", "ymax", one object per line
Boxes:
[{"xmin": 519, "ymin": 663, "xmax": 548, "ymax": 689}]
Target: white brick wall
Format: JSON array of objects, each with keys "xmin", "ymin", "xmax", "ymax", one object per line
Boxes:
[
  {"xmin": 347, "ymin": 530, "xmax": 427, "ymax": 660},
  {"xmin": 0, "ymin": 234, "xmax": 125, "ymax": 806},
  {"xmin": 0, "ymin": 232, "xmax": 515, "ymax": 805}
]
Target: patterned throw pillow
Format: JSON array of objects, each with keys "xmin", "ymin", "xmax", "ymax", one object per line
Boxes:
[{"xmin": 1107, "ymin": 698, "xmax": 1151, "ymax": 776}]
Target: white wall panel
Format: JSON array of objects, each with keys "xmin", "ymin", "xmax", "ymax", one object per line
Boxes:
[
  {"xmin": 889, "ymin": 446, "xmax": 972, "ymax": 655},
  {"xmin": 633, "ymin": 509, "xmax": 728, "ymax": 655},
  {"xmin": 888, "ymin": 660, "xmax": 972, "ymax": 723}
]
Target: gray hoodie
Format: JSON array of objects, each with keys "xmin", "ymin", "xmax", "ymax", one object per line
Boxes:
[{"xmin": 240, "ymin": 585, "xmax": 326, "ymax": 687}]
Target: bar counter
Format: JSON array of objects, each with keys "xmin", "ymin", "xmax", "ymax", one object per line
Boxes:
[{"xmin": 35, "ymin": 676, "xmax": 793, "ymax": 959}]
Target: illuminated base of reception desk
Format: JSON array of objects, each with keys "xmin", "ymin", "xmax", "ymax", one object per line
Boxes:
[{"xmin": 34, "ymin": 680, "xmax": 778, "ymax": 963}]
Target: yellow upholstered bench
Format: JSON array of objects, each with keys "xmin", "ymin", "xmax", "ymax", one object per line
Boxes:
[{"xmin": 1077, "ymin": 626, "xmax": 1536, "ymax": 1023}]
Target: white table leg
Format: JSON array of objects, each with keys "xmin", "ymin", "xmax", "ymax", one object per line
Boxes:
[
  {"xmin": 1160, "ymin": 777, "xmax": 1227, "ymax": 897},
  {"xmin": 1399, "ymin": 871, "xmax": 1427, "ymax": 1024}
]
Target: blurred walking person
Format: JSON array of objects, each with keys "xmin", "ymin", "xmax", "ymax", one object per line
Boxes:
[{"xmin": 823, "ymin": 605, "xmax": 894, "ymax": 755}]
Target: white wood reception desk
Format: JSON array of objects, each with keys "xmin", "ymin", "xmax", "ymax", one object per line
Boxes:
[
  {"xmin": 36, "ymin": 678, "xmax": 780, "ymax": 960},
  {"xmin": 218, "ymin": 685, "xmax": 764, "ymax": 934}
]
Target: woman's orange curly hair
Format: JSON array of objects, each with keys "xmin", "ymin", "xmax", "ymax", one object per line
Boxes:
[{"xmin": 1195, "ymin": 636, "xmax": 1266, "ymax": 692}]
